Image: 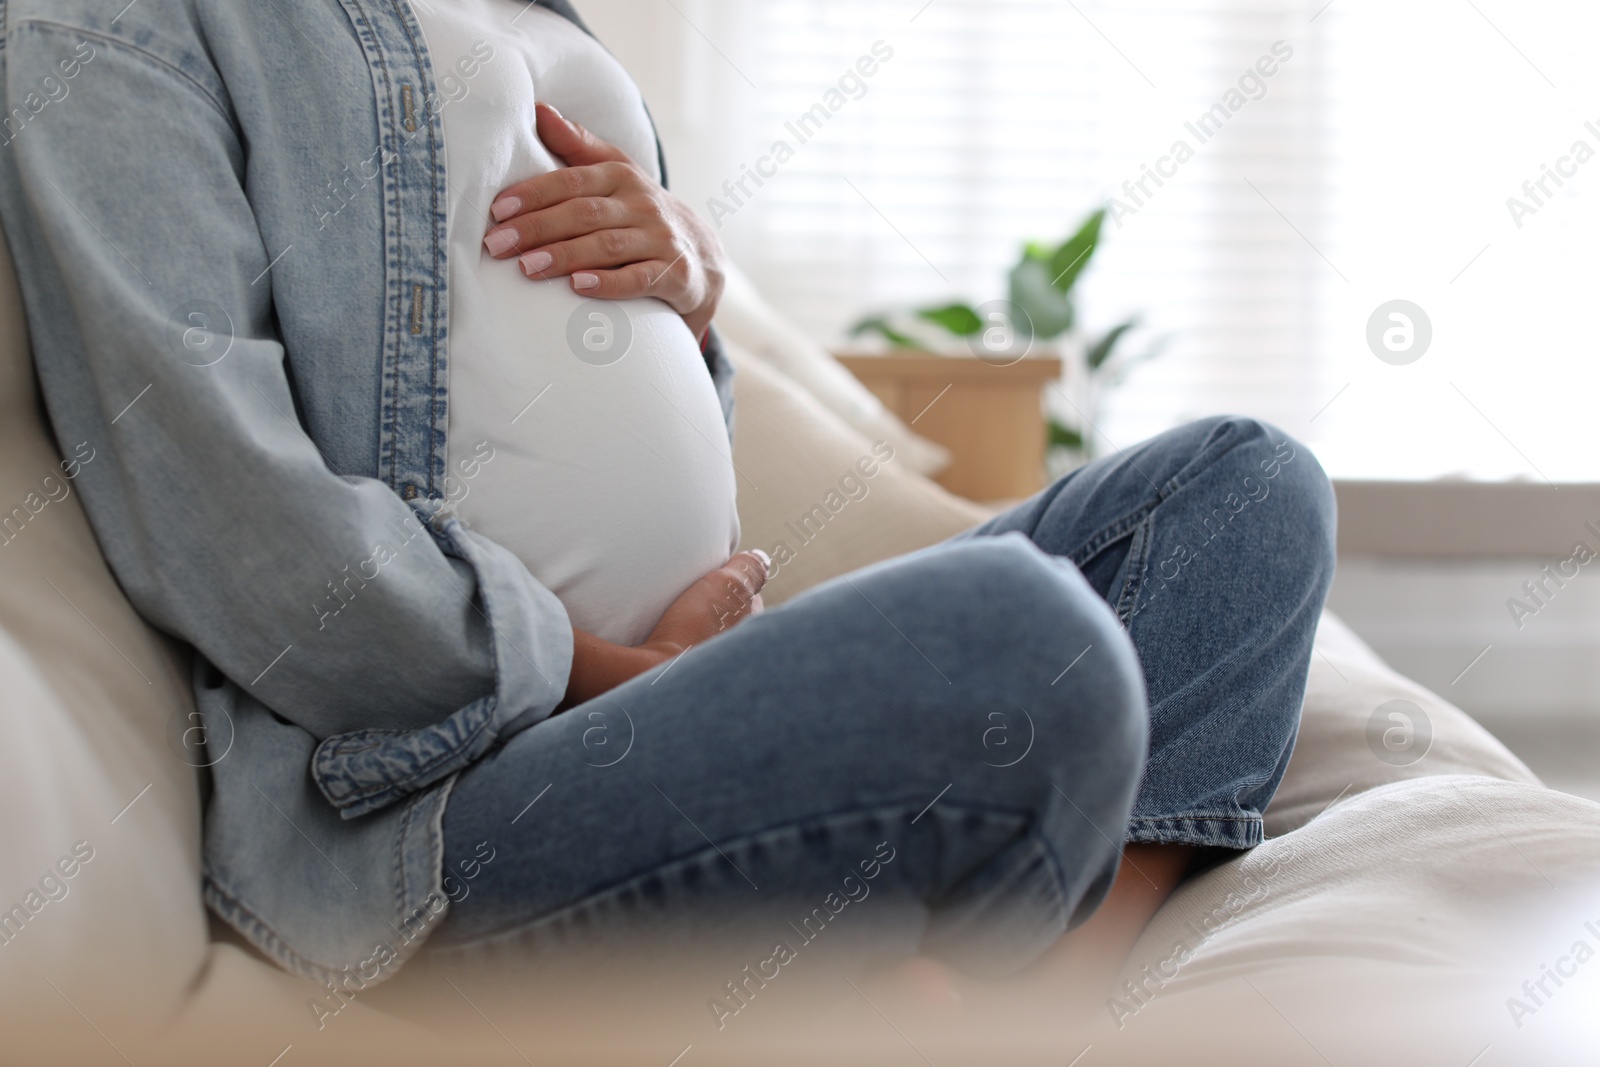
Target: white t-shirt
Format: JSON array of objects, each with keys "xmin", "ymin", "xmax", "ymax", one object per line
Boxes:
[{"xmin": 411, "ymin": 0, "xmax": 740, "ymax": 646}]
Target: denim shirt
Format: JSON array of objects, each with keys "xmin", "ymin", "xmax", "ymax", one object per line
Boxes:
[{"xmin": 0, "ymin": 0, "xmax": 732, "ymax": 983}]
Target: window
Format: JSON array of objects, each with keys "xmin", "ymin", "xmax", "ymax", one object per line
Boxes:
[
  {"xmin": 593, "ymin": 0, "xmax": 1600, "ymax": 479},
  {"xmin": 1311, "ymin": 1, "xmax": 1600, "ymax": 481}
]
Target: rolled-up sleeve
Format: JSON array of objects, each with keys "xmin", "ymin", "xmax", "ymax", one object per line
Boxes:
[{"xmin": 2, "ymin": 23, "xmax": 572, "ymax": 805}]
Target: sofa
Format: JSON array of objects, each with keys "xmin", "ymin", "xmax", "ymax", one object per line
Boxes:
[{"xmin": 3, "ymin": 224, "xmax": 1598, "ymax": 1064}]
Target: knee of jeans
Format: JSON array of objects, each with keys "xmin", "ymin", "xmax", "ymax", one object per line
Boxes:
[
  {"xmin": 1207, "ymin": 416, "xmax": 1337, "ymax": 574},
  {"xmin": 937, "ymin": 534, "xmax": 1112, "ymax": 635},
  {"xmin": 947, "ymin": 536, "xmax": 1148, "ymax": 756}
]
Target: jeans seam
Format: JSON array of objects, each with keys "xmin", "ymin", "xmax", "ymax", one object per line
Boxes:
[
  {"xmin": 1052, "ymin": 422, "xmax": 1273, "ymax": 628},
  {"xmin": 1068, "ymin": 503, "xmax": 1156, "ymax": 567},
  {"xmin": 1126, "ymin": 814, "xmax": 1264, "ymax": 849},
  {"xmin": 1021, "ymin": 822, "xmax": 1077, "ymax": 936},
  {"xmin": 1129, "ymin": 814, "xmax": 1260, "ymax": 825},
  {"xmin": 1111, "ymin": 512, "xmax": 1154, "ymax": 624}
]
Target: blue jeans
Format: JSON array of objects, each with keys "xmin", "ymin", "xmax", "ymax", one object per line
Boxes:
[{"xmin": 426, "ymin": 417, "xmax": 1335, "ymax": 986}]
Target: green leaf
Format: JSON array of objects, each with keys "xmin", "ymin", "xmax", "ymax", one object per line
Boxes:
[
  {"xmin": 1007, "ymin": 258, "xmax": 1074, "ymax": 340},
  {"xmin": 1047, "ymin": 417, "xmax": 1085, "ymax": 451},
  {"xmin": 915, "ymin": 303, "xmax": 985, "ymax": 337},
  {"xmin": 848, "ymin": 315, "xmax": 927, "ymax": 352},
  {"xmin": 1022, "ymin": 240, "xmax": 1056, "ymax": 263},
  {"xmin": 1047, "ymin": 208, "xmax": 1106, "ymax": 295},
  {"xmin": 1086, "ymin": 317, "xmax": 1140, "ymax": 372}
]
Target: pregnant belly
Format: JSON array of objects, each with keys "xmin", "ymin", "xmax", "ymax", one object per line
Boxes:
[{"xmin": 449, "ymin": 268, "xmax": 740, "ymax": 647}]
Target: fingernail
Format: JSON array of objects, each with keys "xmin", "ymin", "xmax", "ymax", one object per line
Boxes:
[
  {"xmin": 520, "ymin": 250, "xmax": 554, "ymax": 275},
  {"xmin": 573, "ymin": 272, "xmax": 600, "ymax": 290},
  {"xmin": 751, "ymin": 548, "xmax": 772, "ymax": 577},
  {"xmin": 489, "ymin": 196, "xmax": 522, "ymax": 223},
  {"xmin": 483, "ymin": 227, "xmax": 518, "ymax": 256}
]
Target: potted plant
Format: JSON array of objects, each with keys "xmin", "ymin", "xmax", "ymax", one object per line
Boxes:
[{"xmin": 851, "ymin": 208, "xmax": 1165, "ymax": 470}]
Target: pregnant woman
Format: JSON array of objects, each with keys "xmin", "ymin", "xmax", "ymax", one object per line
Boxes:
[{"xmin": 0, "ymin": 0, "xmax": 1334, "ymax": 1033}]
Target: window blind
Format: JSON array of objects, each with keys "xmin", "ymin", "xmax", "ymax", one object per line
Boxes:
[{"xmin": 723, "ymin": 0, "xmax": 1328, "ymax": 455}]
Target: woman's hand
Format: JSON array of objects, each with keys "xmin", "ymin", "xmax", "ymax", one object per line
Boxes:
[
  {"xmin": 559, "ymin": 551, "xmax": 769, "ymax": 711},
  {"xmin": 482, "ymin": 102, "xmax": 727, "ymax": 341}
]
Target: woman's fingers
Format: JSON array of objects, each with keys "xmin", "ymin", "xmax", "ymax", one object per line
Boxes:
[
  {"xmin": 710, "ymin": 552, "xmax": 770, "ymax": 631},
  {"xmin": 484, "ymin": 104, "xmax": 639, "ymax": 223},
  {"xmin": 512, "ymin": 228, "xmax": 662, "ymax": 282},
  {"xmin": 565, "ymin": 258, "xmax": 694, "ymax": 306},
  {"xmin": 534, "ymin": 101, "xmax": 632, "ymax": 168},
  {"xmin": 483, "ymin": 196, "xmax": 629, "ymax": 257},
  {"xmin": 488, "ymin": 160, "xmax": 634, "ymax": 222},
  {"xmin": 730, "ymin": 550, "xmax": 771, "ymax": 593},
  {"xmin": 715, "ymin": 551, "xmax": 769, "ymax": 608}
]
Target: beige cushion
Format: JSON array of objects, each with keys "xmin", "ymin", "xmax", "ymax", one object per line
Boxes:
[
  {"xmin": 717, "ymin": 261, "xmax": 952, "ymax": 478},
  {"xmin": 1267, "ymin": 612, "xmax": 1539, "ymax": 838},
  {"xmin": 0, "ymin": 224, "xmax": 209, "ymax": 1039},
  {"xmin": 1096, "ymin": 626, "xmax": 1583, "ymax": 1058},
  {"xmin": 1105, "ymin": 776, "xmax": 1600, "ymax": 1061},
  {"xmin": 727, "ymin": 340, "xmax": 992, "ymax": 605}
]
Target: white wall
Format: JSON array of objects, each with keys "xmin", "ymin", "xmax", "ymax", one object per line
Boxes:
[{"xmin": 1330, "ymin": 557, "xmax": 1600, "ymax": 724}]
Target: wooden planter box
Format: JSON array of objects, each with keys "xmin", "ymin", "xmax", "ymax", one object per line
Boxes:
[{"xmin": 835, "ymin": 350, "xmax": 1064, "ymax": 504}]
